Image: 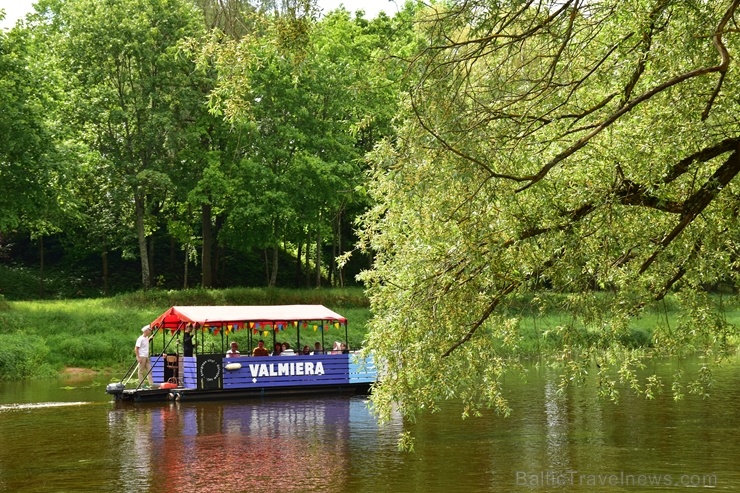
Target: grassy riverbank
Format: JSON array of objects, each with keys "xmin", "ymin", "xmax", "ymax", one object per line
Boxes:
[
  {"xmin": 0, "ymin": 289, "xmax": 738, "ymax": 380},
  {"xmin": 0, "ymin": 288, "xmax": 370, "ymax": 380}
]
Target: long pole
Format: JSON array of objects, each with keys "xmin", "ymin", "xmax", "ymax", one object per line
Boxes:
[{"xmin": 321, "ymin": 321, "xmax": 325, "ymax": 353}]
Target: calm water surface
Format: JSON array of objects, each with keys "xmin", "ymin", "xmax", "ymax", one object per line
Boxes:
[{"xmin": 0, "ymin": 357, "xmax": 738, "ymax": 493}]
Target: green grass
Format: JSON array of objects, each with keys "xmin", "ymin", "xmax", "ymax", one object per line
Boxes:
[
  {"xmin": 1, "ymin": 288, "xmax": 737, "ymax": 380},
  {"xmin": 500, "ymin": 292, "xmax": 740, "ymax": 356},
  {"xmin": 0, "ymin": 287, "xmax": 370, "ymax": 380}
]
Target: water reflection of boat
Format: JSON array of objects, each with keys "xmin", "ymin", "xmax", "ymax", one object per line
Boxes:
[
  {"xmin": 106, "ymin": 305, "xmax": 376, "ymax": 402},
  {"xmin": 109, "ymin": 396, "xmax": 381, "ymax": 492}
]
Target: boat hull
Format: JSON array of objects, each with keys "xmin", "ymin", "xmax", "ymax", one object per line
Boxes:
[
  {"xmin": 110, "ymin": 381, "xmax": 372, "ymax": 402},
  {"xmin": 108, "ymin": 353, "xmax": 376, "ymax": 403}
]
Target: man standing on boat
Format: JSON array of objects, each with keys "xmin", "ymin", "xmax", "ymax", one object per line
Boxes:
[
  {"xmin": 135, "ymin": 325, "xmax": 154, "ymax": 388},
  {"xmin": 182, "ymin": 325, "xmax": 196, "ymax": 357}
]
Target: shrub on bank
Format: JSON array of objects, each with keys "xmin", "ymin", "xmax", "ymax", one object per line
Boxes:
[
  {"xmin": 0, "ymin": 334, "xmax": 57, "ymax": 380},
  {"xmin": 112, "ymin": 287, "xmax": 369, "ymax": 310}
]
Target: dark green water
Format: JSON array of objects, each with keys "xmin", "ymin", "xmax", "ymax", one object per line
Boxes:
[{"xmin": 0, "ymin": 357, "xmax": 738, "ymax": 492}]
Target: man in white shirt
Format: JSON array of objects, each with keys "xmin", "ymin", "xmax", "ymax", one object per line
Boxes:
[{"xmin": 135, "ymin": 325, "xmax": 154, "ymax": 388}]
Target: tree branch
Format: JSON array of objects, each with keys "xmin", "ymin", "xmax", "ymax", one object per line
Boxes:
[
  {"xmin": 662, "ymin": 137, "xmax": 740, "ymax": 184},
  {"xmin": 640, "ymin": 145, "xmax": 740, "ymax": 274},
  {"xmin": 441, "ymin": 280, "xmax": 519, "ymax": 358},
  {"xmin": 516, "ymin": 0, "xmax": 739, "ymax": 192},
  {"xmin": 622, "ymin": 0, "xmax": 671, "ymax": 104},
  {"xmin": 408, "ymin": 95, "xmax": 529, "ymax": 182}
]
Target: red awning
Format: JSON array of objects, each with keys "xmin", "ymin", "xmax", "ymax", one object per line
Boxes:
[{"xmin": 150, "ymin": 305, "xmax": 347, "ymax": 329}]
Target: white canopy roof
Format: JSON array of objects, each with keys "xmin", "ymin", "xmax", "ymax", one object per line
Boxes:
[{"xmin": 151, "ymin": 305, "xmax": 347, "ymax": 328}]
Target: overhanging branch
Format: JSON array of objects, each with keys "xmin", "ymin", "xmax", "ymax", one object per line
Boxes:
[{"xmin": 640, "ymin": 146, "xmax": 740, "ymax": 274}]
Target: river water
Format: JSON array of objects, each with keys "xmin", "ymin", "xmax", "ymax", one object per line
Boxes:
[{"xmin": 0, "ymin": 356, "xmax": 738, "ymax": 493}]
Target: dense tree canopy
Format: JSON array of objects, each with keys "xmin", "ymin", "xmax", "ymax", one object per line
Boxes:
[
  {"xmin": 1, "ymin": 0, "xmax": 406, "ymax": 295},
  {"xmin": 0, "ymin": 26, "xmax": 57, "ymax": 233},
  {"xmin": 356, "ymin": 0, "xmax": 740, "ymax": 439}
]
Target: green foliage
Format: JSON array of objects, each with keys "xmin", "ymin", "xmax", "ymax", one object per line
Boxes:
[
  {"xmin": 0, "ymin": 265, "xmax": 44, "ymax": 300},
  {"xmin": 112, "ymin": 286, "xmax": 369, "ymax": 309},
  {"xmin": 34, "ymin": 0, "xmax": 206, "ymax": 290},
  {"xmin": 3, "ymin": 0, "xmax": 411, "ymax": 295},
  {"xmin": 0, "ymin": 334, "xmax": 57, "ymax": 380},
  {"xmin": 0, "ymin": 262, "xmax": 110, "ymax": 300},
  {"xmin": 48, "ymin": 335, "xmax": 109, "ymax": 366},
  {"xmin": 355, "ymin": 0, "xmax": 740, "ymax": 436},
  {"xmin": 0, "ymin": 287, "xmax": 737, "ymax": 383},
  {"xmin": 0, "ymin": 24, "xmax": 58, "ymax": 232}
]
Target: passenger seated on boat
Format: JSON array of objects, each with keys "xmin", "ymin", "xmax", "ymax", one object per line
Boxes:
[
  {"xmin": 313, "ymin": 342, "xmax": 323, "ymax": 355},
  {"xmin": 280, "ymin": 342, "xmax": 295, "ymax": 356},
  {"xmin": 341, "ymin": 342, "xmax": 349, "ymax": 354},
  {"xmin": 271, "ymin": 343, "xmax": 282, "ymax": 356},
  {"xmin": 225, "ymin": 342, "xmax": 240, "ymax": 358},
  {"xmin": 331, "ymin": 341, "xmax": 342, "ymax": 354},
  {"xmin": 252, "ymin": 340, "xmax": 269, "ymax": 357},
  {"xmin": 301, "ymin": 345, "xmax": 311, "ymax": 355}
]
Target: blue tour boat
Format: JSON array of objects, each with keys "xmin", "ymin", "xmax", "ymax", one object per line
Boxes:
[{"xmin": 106, "ymin": 305, "xmax": 376, "ymax": 402}]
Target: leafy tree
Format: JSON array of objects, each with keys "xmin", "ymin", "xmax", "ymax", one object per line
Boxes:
[
  {"xmin": 356, "ymin": 0, "xmax": 740, "ymax": 441},
  {"xmin": 0, "ymin": 25, "xmax": 57, "ymax": 233},
  {"xmin": 185, "ymin": 0, "xmax": 318, "ymax": 288},
  {"xmin": 0, "ymin": 19, "xmax": 78, "ymax": 296},
  {"xmin": 40, "ymin": 0, "xmax": 203, "ymax": 290},
  {"xmin": 198, "ymin": 4, "xmax": 403, "ymax": 287}
]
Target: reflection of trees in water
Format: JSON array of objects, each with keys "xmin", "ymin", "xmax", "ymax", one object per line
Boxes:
[
  {"xmin": 113, "ymin": 398, "xmax": 369, "ymax": 493},
  {"xmin": 244, "ymin": 401, "xmax": 328, "ymax": 440},
  {"xmin": 157, "ymin": 433, "xmax": 340, "ymax": 493},
  {"xmin": 103, "ymin": 397, "xmax": 402, "ymax": 492},
  {"xmin": 543, "ymin": 380, "xmax": 571, "ymax": 473},
  {"xmin": 108, "ymin": 408, "xmax": 152, "ymax": 492}
]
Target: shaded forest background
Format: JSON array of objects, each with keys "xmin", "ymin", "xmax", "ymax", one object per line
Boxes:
[{"xmin": 0, "ymin": 0, "xmax": 419, "ymax": 300}]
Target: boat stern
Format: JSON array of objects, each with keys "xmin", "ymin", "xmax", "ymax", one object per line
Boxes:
[{"xmin": 106, "ymin": 382, "xmax": 126, "ymax": 398}]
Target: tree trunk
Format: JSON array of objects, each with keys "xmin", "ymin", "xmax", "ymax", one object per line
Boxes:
[
  {"xmin": 148, "ymin": 235, "xmax": 155, "ymax": 286},
  {"xmin": 304, "ymin": 238, "xmax": 310, "ymax": 288},
  {"xmin": 269, "ymin": 246, "xmax": 278, "ymax": 287},
  {"xmin": 330, "ymin": 211, "xmax": 340, "ymax": 286},
  {"xmin": 336, "ymin": 210, "xmax": 344, "ymax": 287},
  {"xmin": 201, "ymin": 203, "xmax": 213, "ymax": 288},
  {"xmin": 183, "ymin": 243, "xmax": 190, "ymax": 290},
  {"xmin": 135, "ymin": 192, "xmax": 151, "ymax": 290},
  {"xmin": 38, "ymin": 236, "xmax": 44, "ymax": 297},
  {"xmin": 213, "ymin": 213, "xmax": 225, "ymax": 287},
  {"xmin": 315, "ymin": 223, "xmax": 321, "ymax": 287},
  {"xmin": 102, "ymin": 250, "xmax": 109, "ymax": 296},
  {"xmin": 296, "ymin": 240, "xmax": 303, "ymax": 287}
]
